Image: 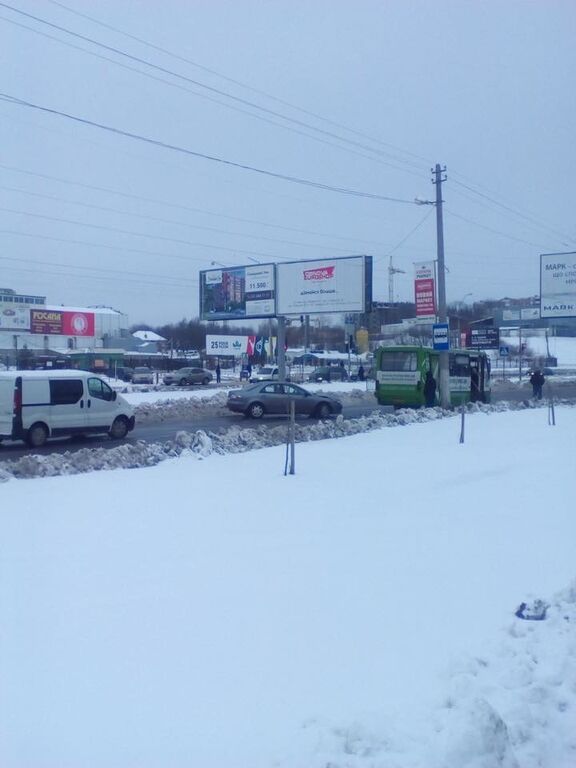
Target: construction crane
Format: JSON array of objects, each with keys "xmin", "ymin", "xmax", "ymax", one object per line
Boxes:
[{"xmin": 388, "ymin": 256, "xmax": 406, "ymax": 304}]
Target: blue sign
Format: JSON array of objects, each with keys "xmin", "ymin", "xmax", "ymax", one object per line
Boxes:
[
  {"xmin": 499, "ymin": 345, "xmax": 509, "ymax": 357},
  {"xmin": 433, "ymin": 323, "xmax": 450, "ymax": 350}
]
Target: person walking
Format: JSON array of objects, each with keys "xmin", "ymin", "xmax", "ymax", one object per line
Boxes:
[
  {"xmin": 215, "ymin": 361, "xmax": 221, "ymax": 384},
  {"xmin": 530, "ymin": 369, "xmax": 545, "ymax": 399},
  {"xmin": 358, "ymin": 364, "xmax": 365, "ymax": 381},
  {"xmin": 423, "ymin": 371, "xmax": 437, "ymax": 407}
]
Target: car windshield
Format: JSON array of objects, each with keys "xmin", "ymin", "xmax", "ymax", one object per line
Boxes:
[
  {"xmin": 258, "ymin": 367, "xmax": 274, "ymax": 374},
  {"xmin": 135, "ymin": 367, "xmax": 150, "ymax": 373}
]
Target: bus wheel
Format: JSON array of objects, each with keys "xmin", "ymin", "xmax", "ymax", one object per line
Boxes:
[{"xmin": 26, "ymin": 423, "xmax": 48, "ymax": 448}]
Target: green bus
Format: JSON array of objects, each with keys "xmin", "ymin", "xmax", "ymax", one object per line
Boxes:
[{"xmin": 374, "ymin": 345, "xmax": 491, "ymax": 408}]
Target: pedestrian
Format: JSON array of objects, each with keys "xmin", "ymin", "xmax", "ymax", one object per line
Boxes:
[
  {"xmin": 423, "ymin": 371, "xmax": 436, "ymax": 407},
  {"xmin": 470, "ymin": 369, "xmax": 480, "ymax": 402},
  {"xmin": 215, "ymin": 361, "xmax": 221, "ymax": 384},
  {"xmin": 358, "ymin": 364, "xmax": 365, "ymax": 381},
  {"xmin": 530, "ymin": 369, "xmax": 545, "ymax": 399}
]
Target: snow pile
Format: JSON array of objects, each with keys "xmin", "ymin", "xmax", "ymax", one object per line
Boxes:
[{"xmin": 2, "ymin": 400, "xmax": 575, "ymax": 482}]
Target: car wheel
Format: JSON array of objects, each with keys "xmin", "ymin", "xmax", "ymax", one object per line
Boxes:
[
  {"xmin": 316, "ymin": 402, "xmax": 332, "ymax": 419},
  {"xmin": 202, "ymin": 377, "xmax": 210, "ymax": 385},
  {"xmin": 180, "ymin": 378, "xmax": 190, "ymax": 386},
  {"xmin": 109, "ymin": 416, "xmax": 129, "ymax": 440},
  {"xmin": 26, "ymin": 422, "xmax": 48, "ymax": 448},
  {"xmin": 247, "ymin": 402, "xmax": 265, "ymax": 419}
]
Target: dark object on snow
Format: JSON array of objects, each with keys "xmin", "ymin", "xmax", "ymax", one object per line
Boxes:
[
  {"xmin": 423, "ymin": 371, "xmax": 436, "ymax": 407},
  {"xmin": 529, "ymin": 369, "xmax": 545, "ymax": 400},
  {"xmin": 515, "ymin": 599, "xmax": 548, "ymax": 621}
]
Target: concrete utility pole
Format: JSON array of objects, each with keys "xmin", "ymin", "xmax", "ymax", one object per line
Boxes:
[{"xmin": 432, "ymin": 164, "xmax": 450, "ymax": 409}]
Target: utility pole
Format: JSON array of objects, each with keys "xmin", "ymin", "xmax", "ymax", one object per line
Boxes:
[{"xmin": 432, "ymin": 164, "xmax": 450, "ymax": 409}]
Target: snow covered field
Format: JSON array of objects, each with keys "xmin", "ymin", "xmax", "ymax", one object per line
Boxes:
[{"xmin": 1, "ymin": 406, "xmax": 575, "ymax": 767}]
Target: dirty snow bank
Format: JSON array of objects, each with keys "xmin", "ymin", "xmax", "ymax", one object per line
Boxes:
[{"xmin": 1, "ymin": 400, "xmax": 574, "ymax": 482}]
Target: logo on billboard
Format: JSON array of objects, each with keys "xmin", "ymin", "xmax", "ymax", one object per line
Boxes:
[
  {"xmin": 303, "ymin": 266, "xmax": 335, "ymax": 281},
  {"xmin": 70, "ymin": 313, "xmax": 89, "ymax": 334}
]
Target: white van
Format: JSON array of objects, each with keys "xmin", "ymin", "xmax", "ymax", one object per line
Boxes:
[{"xmin": 0, "ymin": 370, "xmax": 135, "ymax": 448}]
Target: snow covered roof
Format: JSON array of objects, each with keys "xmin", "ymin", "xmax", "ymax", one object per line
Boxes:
[{"xmin": 132, "ymin": 330, "xmax": 166, "ymax": 342}]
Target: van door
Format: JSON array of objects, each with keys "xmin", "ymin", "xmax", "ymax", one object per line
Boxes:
[
  {"xmin": 49, "ymin": 378, "xmax": 87, "ymax": 435},
  {"xmin": 0, "ymin": 378, "xmax": 15, "ymax": 436},
  {"xmin": 86, "ymin": 377, "xmax": 117, "ymax": 431}
]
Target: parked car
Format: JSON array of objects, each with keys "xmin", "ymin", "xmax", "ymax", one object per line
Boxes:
[
  {"xmin": 163, "ymin": 367, "xmax": 213, "ymax": 386},
  {"xmin": 249, "ymin": 365, "xmax": 280, "ymax": 383},
  {"xmin": 227, "ymin": 381, "xmax": 342, "ymax": 419},
  {"xmin": 308, "ymin": 365, "xmax": 348, "ymax": 383},
  {"xmin": 114, "ymin": 366, "xmax": 134, "ymax": 382},
  {"xmin": 132, "ymin": 366, "xmax": 155, "ymax": 384}
]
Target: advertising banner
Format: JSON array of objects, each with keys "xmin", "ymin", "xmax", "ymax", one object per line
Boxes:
[
  {"xmin": 0, "ymin": 306, "xmax": 30, "ymax": 331},
  {"xmin": 469, "ymin": 328, "xmax": 500, "ymax": 349},
  {"xmin": 206, "ymin": 335, "xmax": 254, "ymax": 356},
  {"xmin": 30, "ymin": 310, "xmax": 95, "ymax": 336},
  {"xmin": 276, "ymin": 255, "xmax": 371, "ymax": 315},
  {"xmin": 540, "ymin": 252, "xmax": 576, "ymax": 318},
  {"xmin": 414, "ymin": 261, "xmax": 436, "ymax": 318},
  {"xmin": 200, "ymin": 263, "xmax": 276, "ymax": 320}
]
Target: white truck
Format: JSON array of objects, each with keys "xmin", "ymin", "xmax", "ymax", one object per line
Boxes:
[{"xmin": 0, "ymin": 370, "xmax": 135, "ymax": 448}]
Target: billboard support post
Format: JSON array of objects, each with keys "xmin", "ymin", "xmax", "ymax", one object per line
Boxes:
[{"xmin": 277, "ymin": 316, "xmax": 287, "ymax": 381}]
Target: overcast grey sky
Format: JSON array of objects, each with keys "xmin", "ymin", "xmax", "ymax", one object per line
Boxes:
[{"xmin": 0, "ymin": 0, "xmax": 574, "ymax": 325}]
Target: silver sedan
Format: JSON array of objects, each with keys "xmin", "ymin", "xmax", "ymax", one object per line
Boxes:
[{"xmin": 227, "ymin": 381, "xmax": 342, "ymax": 419}]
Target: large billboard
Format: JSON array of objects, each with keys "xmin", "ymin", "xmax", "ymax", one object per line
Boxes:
[
  {"xmin": 276, "ymin": 255, "xmax": 372, "ymax": 315},
  {"xmin": 414, "ymin": 261, "xmax": 436, "ymax": 318},
  {"xmin": 0, "ymin": 306, "xmax": 31, "ymax": 331},
  {"xmin": 30, "ymin": 309, "xmax": 95, "ymax": 336},
  {"xmin": 540, "ymin": 252, "xmax": 576, "ymax": 318},
  {"xmin": 199, "ymin": 263, "xmax": 276, "ymax": 320}
]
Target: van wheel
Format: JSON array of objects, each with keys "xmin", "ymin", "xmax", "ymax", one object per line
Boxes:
[
  {"xmin": 247, "ymin": 402, "xmax": 265, "ymax": 419},
  {"xmin": 26, "ymin": 423, "xmax": 48, "ymax": 448},
  {"xmin": 109, "ymin": 417, "xmax": 129, "ymax": 440}
]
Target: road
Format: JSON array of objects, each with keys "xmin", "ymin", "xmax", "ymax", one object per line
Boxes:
[
  {"xmin": 0, "ymin": 402, "xmax": 386, "ymax": 459},
  {"xmin": 1, "ymin": 380, "xmax": 574, "ymax": 460}
]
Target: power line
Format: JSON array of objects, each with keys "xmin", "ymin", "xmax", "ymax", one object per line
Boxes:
[
  {"xmin": 450, "ymin": 178, "xmax": 576, "ymax": 246},
  {"xmin": 0, "ymin": 254, "xmax": 198, "ymax": 288},
  {"xmin": 0, "ymin": 183, "xmax": 357, "ymax": 254},
  {"xmin": 0, "ymin": 3, "xmax": 428, "ymax": 177},
  {"xmin": 445, "ymin": 208, "xmax": 553, "ymax": 249},
  {"xmin": 0, "ymin": 162, "xmax": 395, "ymax": 248},
  {"xmin": 0, "ymin": 92, "xmax": 417, "ymax": 204},
  {"xmin": 0, "ymin": 12, "xmax": 426, "ymax": 177},
  {"xmin": 45, "ymin": 0, "xmax": 431, "ymax": 172}
]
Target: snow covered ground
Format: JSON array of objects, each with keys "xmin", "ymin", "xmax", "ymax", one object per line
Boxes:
[{"xmin": 1, "ymin": 405, "xmax": 575, "ymax": 767}]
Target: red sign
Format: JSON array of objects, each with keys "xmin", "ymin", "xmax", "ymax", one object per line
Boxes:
[
  {"xmin": 415, "ymin": 278, "xmax": 436, "ymax": 317},
  {"xmin": 303, "ymin": 265, "xmax": 335, "ymax": 281},
  {"xmin": 30, "ymin": 310, "xmax": 95, "ymax": 336}
]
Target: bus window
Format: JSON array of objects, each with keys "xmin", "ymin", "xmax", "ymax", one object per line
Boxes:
[
  {"xmin": 379, "ymin": 351, "xmax": 418, "ymax": 372},
  {"xmin": 450, "ymin": 354, "xmax": 470, "ymax": 377}
]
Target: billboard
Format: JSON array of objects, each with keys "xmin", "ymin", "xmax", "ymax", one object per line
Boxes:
[
  {"xmin": 199, "ymin": 263, "xmax": 276, "ymax": 320},
  {"xmin": 540, "ymin": 252, "xmax": 576, "ymax": 318},
  {"xmin": 275, "ymin": 255, "xmax": 372, "ymax": 315},
  {"xmin": 414, "ymin": 261, "xmax": 436, "ymax": 318},
  {"xmin": 469, "ymin": 327, "xmax": 500, "ymax": 349},
  {"xmin": 206, "ymin": 335, "xmax": 270, "ymax": 356},
  {"xmin": 0, "ymin": 306, "xmax": 30, "ymax": 331},
  {"xmin": 30, "ymin": 309, "xmax": 95, "ymax": 336}
]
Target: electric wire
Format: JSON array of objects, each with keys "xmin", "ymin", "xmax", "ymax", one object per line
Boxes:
[
  {"xmin": 46, "ymin": 0, "xmax": 431, "ymax": 172},
  {"xmin": 0, "ymin": 3, "xmax": 429, "ymax": 176},
  {"xmin": 0, "ymin": 93, "xmax": 417, "ymax": 204}
]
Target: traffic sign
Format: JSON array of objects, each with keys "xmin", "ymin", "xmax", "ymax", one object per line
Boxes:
[
  {"xmin": 499, "ymin": 345, "xmax": 509, "ymax": 357},
  {"xmin": 432, "ymin": 323, "xmax": 450, "ymax": 350}
]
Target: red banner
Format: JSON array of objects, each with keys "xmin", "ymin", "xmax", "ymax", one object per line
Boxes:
[
  {"xmin": 30, "ymin": 309, "xmax": 95, "ymax": 336},
  {"xmin": 414, "ymin": 262, "xmax": 436, "ymax": 318}
]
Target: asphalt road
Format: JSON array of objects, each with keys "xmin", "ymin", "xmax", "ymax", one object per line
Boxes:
[
  {"xmin": 0, "ymin": 402, "xmax": 387, "ymax": 459},
  {"xmin": 2, "ymin": 380, "xmax": 574, "ymax": 460}
]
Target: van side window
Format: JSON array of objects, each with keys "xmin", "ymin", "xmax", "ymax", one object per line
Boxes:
[
  {"xmin": 88, "ymin": 378, "xmax": 114, "ymax": 401},
  {"xmin": 49, "ymin": 379, "xmax": 83, "ymax": 405}
]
